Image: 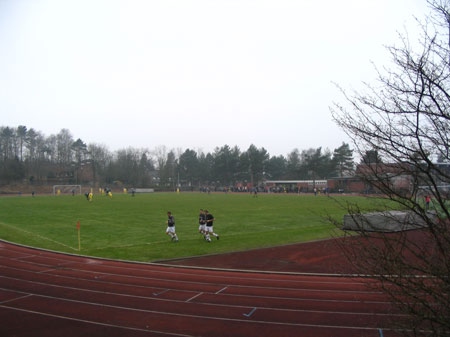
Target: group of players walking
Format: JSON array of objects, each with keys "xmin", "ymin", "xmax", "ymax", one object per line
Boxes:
[
  {"xmin": 165, "ymin": 209, "xmax": 219, "ymax": 243},
  {"xmin": 198, "ymin": 209, "xmax": 219, "ymax": 242}
]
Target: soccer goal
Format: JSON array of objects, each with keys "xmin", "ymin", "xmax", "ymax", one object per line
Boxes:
[{"xmin": 53, "ymin": 185, "xmax": 82, "ymax": 195}]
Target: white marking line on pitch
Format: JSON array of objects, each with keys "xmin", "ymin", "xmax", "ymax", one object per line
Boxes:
[
  {"xmin": 0, "ymin": 222, "xmax": 78, "ymax": 251},
  {"xmin": 92, "ymin": 240, "xmax": 168, "ymax": 251}
]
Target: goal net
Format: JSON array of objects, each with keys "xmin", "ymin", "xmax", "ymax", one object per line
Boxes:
[{"xmin": 53, "ymin": 185, "xmax": 82, "ymax": 195}]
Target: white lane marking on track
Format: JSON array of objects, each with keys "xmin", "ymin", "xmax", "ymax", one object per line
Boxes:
[
  {"xmin": 0, "ymin": 305, "xmax": 193, "ymax": 336},
  {"xmin": 216, "ymin": 286, "xmax": 228, "ymax": 294},
  {"xmin": 1, "ymin": 261, "xmax": 390, "ymax": 307},
  {"xmin": 0, "ymin": 278, "xmax": 397, "ymax": 318},
  {"xmin": 153, "ymin": 289, "xmax": 169, "ymax": 296},
  {"xmin": 0, "ymin": 293, "xmax": 33, "ymax": 304},
  {"xmin": 243, "ymin": 307, "xmax": 257, "ymax": 317},
  {"xmin": 0, "ymin": 241, "xmax": 412, "ymax": 335},
  {"xmin": 1, "ymin": 263, "xmax": 406, "ymax": 333},
  {"xmin": 6, "ymin": 248, "xmax": 371, "ymax": 289},
  {"xmin": 0, "ymin": 248, "xmax": 390, "ymax": 303},
  {"xmin": 185, "ymin": 292, "xmax": 203, "ymax": 302},
  {"xmin": 0, "ymin": 300, "xmax": 394, "ymax": 332}
]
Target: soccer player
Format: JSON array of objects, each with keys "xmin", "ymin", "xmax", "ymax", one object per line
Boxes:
[
  {"xmin": 204, "ymin": 209, "xmax": 219, "ymax": 242},
  {"xmin": 198, "ymin": 209, "xmax": 206, "ymax": 237},
  {"xmin": 166, "ymin": 211, "xmax": 179, "ymax": 242}
]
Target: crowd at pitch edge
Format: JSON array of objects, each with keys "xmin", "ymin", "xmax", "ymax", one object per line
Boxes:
[{"xmin": 165, "ymin": 209, "xmax": 220, "ymax": 243}]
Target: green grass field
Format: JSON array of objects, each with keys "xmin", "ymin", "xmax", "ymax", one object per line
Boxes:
[{"xmin": 0, "ymin": 192, "xmax": 389, "ymax": 262}]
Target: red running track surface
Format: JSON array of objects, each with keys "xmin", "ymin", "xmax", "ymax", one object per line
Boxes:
[{"xmin": 0, "ymin": 240, "xmax": 404, "ymax": 337}]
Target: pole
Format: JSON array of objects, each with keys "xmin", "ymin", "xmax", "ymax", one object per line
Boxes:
[{"xmin": 76, "ymin": 221, "xmax": 81, "ymax": 251}]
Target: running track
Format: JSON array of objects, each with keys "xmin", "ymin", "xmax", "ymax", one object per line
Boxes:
[{"xmin": 0, "ymin": 241, "xmax": 405, "ymax": 337}]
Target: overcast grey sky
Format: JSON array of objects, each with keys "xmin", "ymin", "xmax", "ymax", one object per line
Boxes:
[{"xmin": 0, "ymin": 0, "xmax": 427, "ymax": 156}]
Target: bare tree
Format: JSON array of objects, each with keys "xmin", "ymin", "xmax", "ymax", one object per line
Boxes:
[
  {"xmin": 331, "ymin": 1, "xmax": 450, "ymax": 336},
  {"xmin": 16, "ymin": 125, "xmax": 27, "ymax": 161},
  {"xmin": 55, "ymin": 129, "xmax": 74, "ymax": 166},
  {"xmin": 87, "ymin": 143, "xmax": 113, "ymax": 187}
]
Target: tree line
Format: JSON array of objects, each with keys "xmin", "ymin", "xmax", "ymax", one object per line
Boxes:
[{"xmin": 0, "ymin": 125, "xmax": 354, "ymax": 190}]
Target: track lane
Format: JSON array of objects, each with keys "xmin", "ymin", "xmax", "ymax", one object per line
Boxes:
[{"xmin": 1, "ymin": 241, "xmax": 404, "ymax": 337}]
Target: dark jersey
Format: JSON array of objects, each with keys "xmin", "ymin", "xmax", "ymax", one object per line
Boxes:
[
  {"xmin": 205, "ymin": 213, "xmax": 214, "ymax": 227},
  {"xmin": 199, "ymin": 213, "xmax": 206, "ymax": 225},
  {"xmin": 167, "ymin": 215, "xmax": 175, "ymax": 227}
]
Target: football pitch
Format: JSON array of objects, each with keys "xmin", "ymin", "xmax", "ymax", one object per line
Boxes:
[{"xmin": 0, "ymin": 192, "xmax": 383, "ymax": 262}]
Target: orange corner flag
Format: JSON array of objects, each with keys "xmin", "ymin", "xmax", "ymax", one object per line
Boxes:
[{"xmin": 76, "ymin": 221, "xmax": 81, "ymax": 251}]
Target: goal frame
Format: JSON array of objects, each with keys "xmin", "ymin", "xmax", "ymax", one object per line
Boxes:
[{"xmin": 53, "ymin": 185, "xmax": 82, "ymax": 195}]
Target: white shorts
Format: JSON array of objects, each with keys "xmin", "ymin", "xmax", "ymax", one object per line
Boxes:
[
  {"xmin": 205, "ymin": 226, "xmax": 214, "ymax": 233},
  {"xmin": 166, "ymin": 226, "xmax": 176, "ymax": 234},
  {"xmin": 198, "ymin": 224, "xmax": 205, "ymax": 232}
]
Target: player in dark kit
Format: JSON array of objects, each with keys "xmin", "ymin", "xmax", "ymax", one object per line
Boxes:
[
  {"xmin": 165, "ymin": 211, "xmax": 179, "ymax": 242},
  {"xmin": 204, "ymin": 209, "xmax": 219, "ymax": 242},
  {"xmin": 198, "ymin": 209, "xmax": 206, "ymax": 237}
]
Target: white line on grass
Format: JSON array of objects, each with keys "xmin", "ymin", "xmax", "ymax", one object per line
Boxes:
[
  {"xmin": 0, "ymin": 221, "xmax": 78, "ymax": 251},
  {"xmin": 90, "ymin": 240, "xmax": 169, "ymax": 251}
]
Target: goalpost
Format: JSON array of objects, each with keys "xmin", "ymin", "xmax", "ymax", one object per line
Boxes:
[{"xmin": 53, "ymin": 185, "xmax": 82, "ymax": 195}]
